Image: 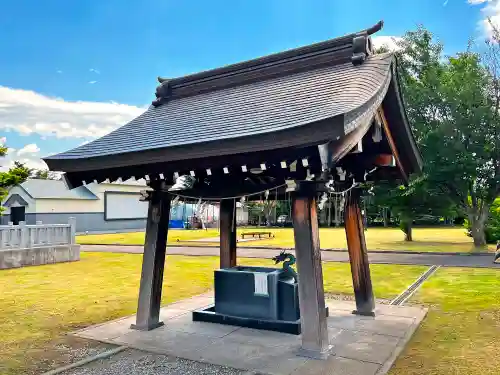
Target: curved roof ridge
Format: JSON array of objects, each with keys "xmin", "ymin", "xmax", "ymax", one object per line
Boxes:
[
  {"xmin": 152, "ymin": 21, "xmax": 385, "ymax": 106},
  {"xmin": 163, "ymin": 21, "xmax": 383, "ymax": 88}
]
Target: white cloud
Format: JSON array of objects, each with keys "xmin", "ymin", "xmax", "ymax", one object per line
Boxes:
[
  {"xmin": 0, "ymin": 144, "xmax": 48, "ymax": 171},
  {"xmin": 0, "ymin": 86, "xmax": 145, "ymax": 139},
  {"xmin": 17, "ymin": 143, "xmax": 40, "ymax": 155},
  {"xmin": 88, "ymin": 80, "xmax": 98, "ymax": 84},
  {"xmin": 469, "ymin": 0, "xmax": 500, "ymax": 37},
  {"xmin": 56, "ymin": 70, "xmax": 63, "ymax": 74},
  {"xmin": 443, "ymin": 0, "xmax": 449, "ymax": 6},
  {"xmin": 372, "ymin": 36, "xmax": 403, "ymax": 52},
  {"xmin": 89, "ymin": 68, "xmax": 100, "ymax": 74}
]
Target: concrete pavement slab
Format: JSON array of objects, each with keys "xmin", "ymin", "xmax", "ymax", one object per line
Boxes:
[
  {"xmin": 291, "ymin": 356, "xmax": 381, "ymax": 375},
  {"xmin": 326, "ymin": 311, "xmax": 415, "ymax": 338},
  {"xmin": 330, "ymin": 329, "xmax": 401, "ymax": 364},
  {"xmin": 72, "ymin": 294, "xmax": 427, "ymax": 375}
]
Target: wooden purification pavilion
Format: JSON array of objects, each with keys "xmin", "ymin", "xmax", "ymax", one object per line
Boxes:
[{"xmin": 44, "ymin": 20, "xmax": 422, "ymax": 359}]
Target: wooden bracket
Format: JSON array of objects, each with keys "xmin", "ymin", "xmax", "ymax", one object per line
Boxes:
[
  {"xmin": 139, "ymin": 190, "xmax": 153, "ymax": 202},
  {"xmin": 378, "ymin": 108, "xmax": 408, "ymax": 181},
  {"xmin": 287, "ymin": 180, "xmax": 328, "ymax": 197}
]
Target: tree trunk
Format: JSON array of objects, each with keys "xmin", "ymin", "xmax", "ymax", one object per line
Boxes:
[
  {"xmin": 383, "ymin": 208, "xmax": 389, "ymax": 227},
  {"xmin": 471, "ymin": 221, "xmax": 486, "ymax": 248},
  {"xmin": 401, "ymin": 219, "xmax": 413, "ymax": 242},
  {"xmin": 405, "ymin": 223, "xmax": 413, "ymax": 242},
  {"xmin": 327, "ymin": 199, "xmax": 332, "ymax": 227},
  {"xmin": 468, "ymin": 206, "xmax": 489, "ymax": 249},
  {"xmin": 319, "ymin": 205, "xmax": 327, "ymax": 226},
  {"xmin": 334, "ymin": 198, "xmax": 340, "ymax": 227},
  {"xmin": 265, "ymin": 212, "xmax": 272, "ymax": 227}
]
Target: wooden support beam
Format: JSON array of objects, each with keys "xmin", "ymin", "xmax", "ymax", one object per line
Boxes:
[
  {"xmin": 378, "ymin": 108, "xmax": 408, "ymax": 181},
  {"xmin": 131, "ymin": 190, "xmax": 171, "ymax": 331},
  {"xmin": 292, "ymin": 183, "xmax": 331, "ymax": 359},
  {"xmin": 344, "ymin": 188, "xmax": 375, "ymax": 316},
  {"xmin": 220, "ymin": 199, "xmax": 237, "ymax": 268}
]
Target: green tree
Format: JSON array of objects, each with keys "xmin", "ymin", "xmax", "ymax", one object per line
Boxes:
[
  {"xmin": 368, "ymin": 177, "xmax": 453, "ymax": 241},
  {"xmin": 32, "ymin": 169, "xmax": 48, "ymax": 179},
  {"xmin": 246, "ymin": 200, "xmax": 278, "ymax": 227},
  {"xmin": 0, "ymin": 157, "xmax": 31, "ymax": 213},
  {"xmin": 485, "ymin": 198, "xmax": 500, "ymax": 243},
  {"xmin": 31, "ymin": 169, "xmax": 60, "ymax": 180},
  {"xmin": 390, "ymin": 26, "xmax": 500, "ymax": 248},
  {"xmin": 372, "ymin": 28, "xmax": 454, "ymax": 241},
  {"xmin": 0, "ymin": 161, "xmax": 31, "ymax": 188}
]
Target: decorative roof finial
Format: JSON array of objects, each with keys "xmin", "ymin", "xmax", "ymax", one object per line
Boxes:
[{"xmin": 152, "ymin": 78, "xmax": 172, "ymax": 107}]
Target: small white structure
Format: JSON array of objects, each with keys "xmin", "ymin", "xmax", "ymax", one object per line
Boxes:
[
  {"xmin": 1, "ymin": 179, "xmax": 150, "ymax": 233},
  {"xmin": 0, "ymin": 218, "xmax": 80, "ymax": 269},
  {"xmin": 1, "ymin": 179, "xmax": 249, "ymax": 233}
]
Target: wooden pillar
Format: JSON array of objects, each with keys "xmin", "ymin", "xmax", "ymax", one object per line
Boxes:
[
  {"xmin": 344, "ymin": 188, "xmax": 375, "ymax": 316},
  {"xmin": 131, "ymin": 189, "xmax": 171, "ymax": 331},
  {"xmin": 292, "ymin": 183, "xmax": 331, "ymax": 359},
  {"xmin": 220, "ymin": 199, "xmax": 237, "ymax": 269}
]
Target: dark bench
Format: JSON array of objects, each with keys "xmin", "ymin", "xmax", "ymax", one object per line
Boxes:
[{"xmin": 241, "ymin": 232, "xmax": 273, "ymax": 239}]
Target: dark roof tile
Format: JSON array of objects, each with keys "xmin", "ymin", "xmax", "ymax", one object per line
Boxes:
[{"xmin": 46, "ymin": 53, "xmax": 394, "ymax": 161}]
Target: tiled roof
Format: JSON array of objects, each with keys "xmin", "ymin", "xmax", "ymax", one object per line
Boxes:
[
  {"xmin": 20, "ymin": 179, "xmax": 98, "ymax": 200},
  {"xmin": 45, "ymin": 53, "xmax": 393, "ymax": 161},
  {"xmin": 43, "ymin": 21, "xmax": 422, "ymax": 186}
]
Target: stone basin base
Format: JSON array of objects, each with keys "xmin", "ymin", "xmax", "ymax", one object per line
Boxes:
[{"xmin": 193, "ymin": 304, "xmax": 302, "ymax": 334}]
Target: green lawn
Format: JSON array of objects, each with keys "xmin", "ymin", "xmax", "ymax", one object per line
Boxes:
[
  {"xmin": 0, "ymin": 253, "xmax": 425, "ymax": 375},
  {"xmin": 77, "ymin": 227, "xmax": 496, "ymax": 253},
  {"xmin": 391, "ymin": 267, "xmax": 500, "ymax": 375},
  {"xmin": 4, "ymin": 252, "xmax": 499, "ymax": 375}
]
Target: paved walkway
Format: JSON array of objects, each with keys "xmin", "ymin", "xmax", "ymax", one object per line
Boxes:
[
  {"xmin": 82, "ymin": 245, "xmax": 500, "ymax": 268},
  {"xmin": 72, "ymin": 293, "xmax": 427, "ymax": 375}
]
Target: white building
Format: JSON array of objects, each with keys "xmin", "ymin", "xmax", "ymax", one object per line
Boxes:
[{"xmin": 1, "ymin": 179, "xmax": 248, "ymax": 233}]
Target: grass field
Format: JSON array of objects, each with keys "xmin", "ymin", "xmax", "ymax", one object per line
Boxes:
[
  {"xmin": 0, "ymin": 253, "xmax": 426, "ymax": 375},
  {"xmin": 76, "ymin": 226, "xmax": 496, "ymax": 252},
  {"xmin": 391, "ymin": 267, "xmax": 500, "ymax": 375},
  {"xmin": 3, "ymin": 252, "xmax": 499, "ymax": 375}
]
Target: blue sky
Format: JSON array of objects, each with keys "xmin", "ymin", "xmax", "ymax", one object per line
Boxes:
[{"xmin": 0, "ymin": 0, "xmax": 495, "ymax": 170}]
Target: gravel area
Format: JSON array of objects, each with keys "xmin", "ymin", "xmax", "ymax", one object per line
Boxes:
[
  {"xmin": 63, "ymin": 349, "xmax": 260, "ymax": 375},
  {"xmin": 30, "ymin": 337, "xmax": 114, "ymax": 375},
  {"xmin": 53, "ymin": 339, "xmax": 116, "ymax": 364}
]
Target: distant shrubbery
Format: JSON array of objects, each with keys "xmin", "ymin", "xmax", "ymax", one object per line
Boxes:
[
  {"xmin": 485, "ymin": 200, "xmax": 500, "ymax": 244},
  {"xmin": 465, "ymin": 199, "xmax": 500, "ymax": 244}
]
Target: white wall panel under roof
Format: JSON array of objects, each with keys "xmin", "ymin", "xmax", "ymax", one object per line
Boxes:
[
  {"xmin": 105, "ymin": 192, "xmax": 148, "ymax": 220},
  {"xmin": 36, "ymin": 198, "xmax": 101, "ymax": 213}
]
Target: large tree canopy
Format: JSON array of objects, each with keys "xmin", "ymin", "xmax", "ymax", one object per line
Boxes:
[{"xmin": 376, "ymin": 26, "xmax": 500, "ymax": 247}]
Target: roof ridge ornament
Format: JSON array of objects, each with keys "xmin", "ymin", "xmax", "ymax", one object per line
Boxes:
[
  {"xmin": 152, "ymin": 77, "xmax": 172, "ymax": 107},
  {"xmin": 351, "ymin": 34, "xmax": 370, "ymax": 66},
  {"xmin": 351, "ymin": 20, "xmax": 382, "ymax": 66}
]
